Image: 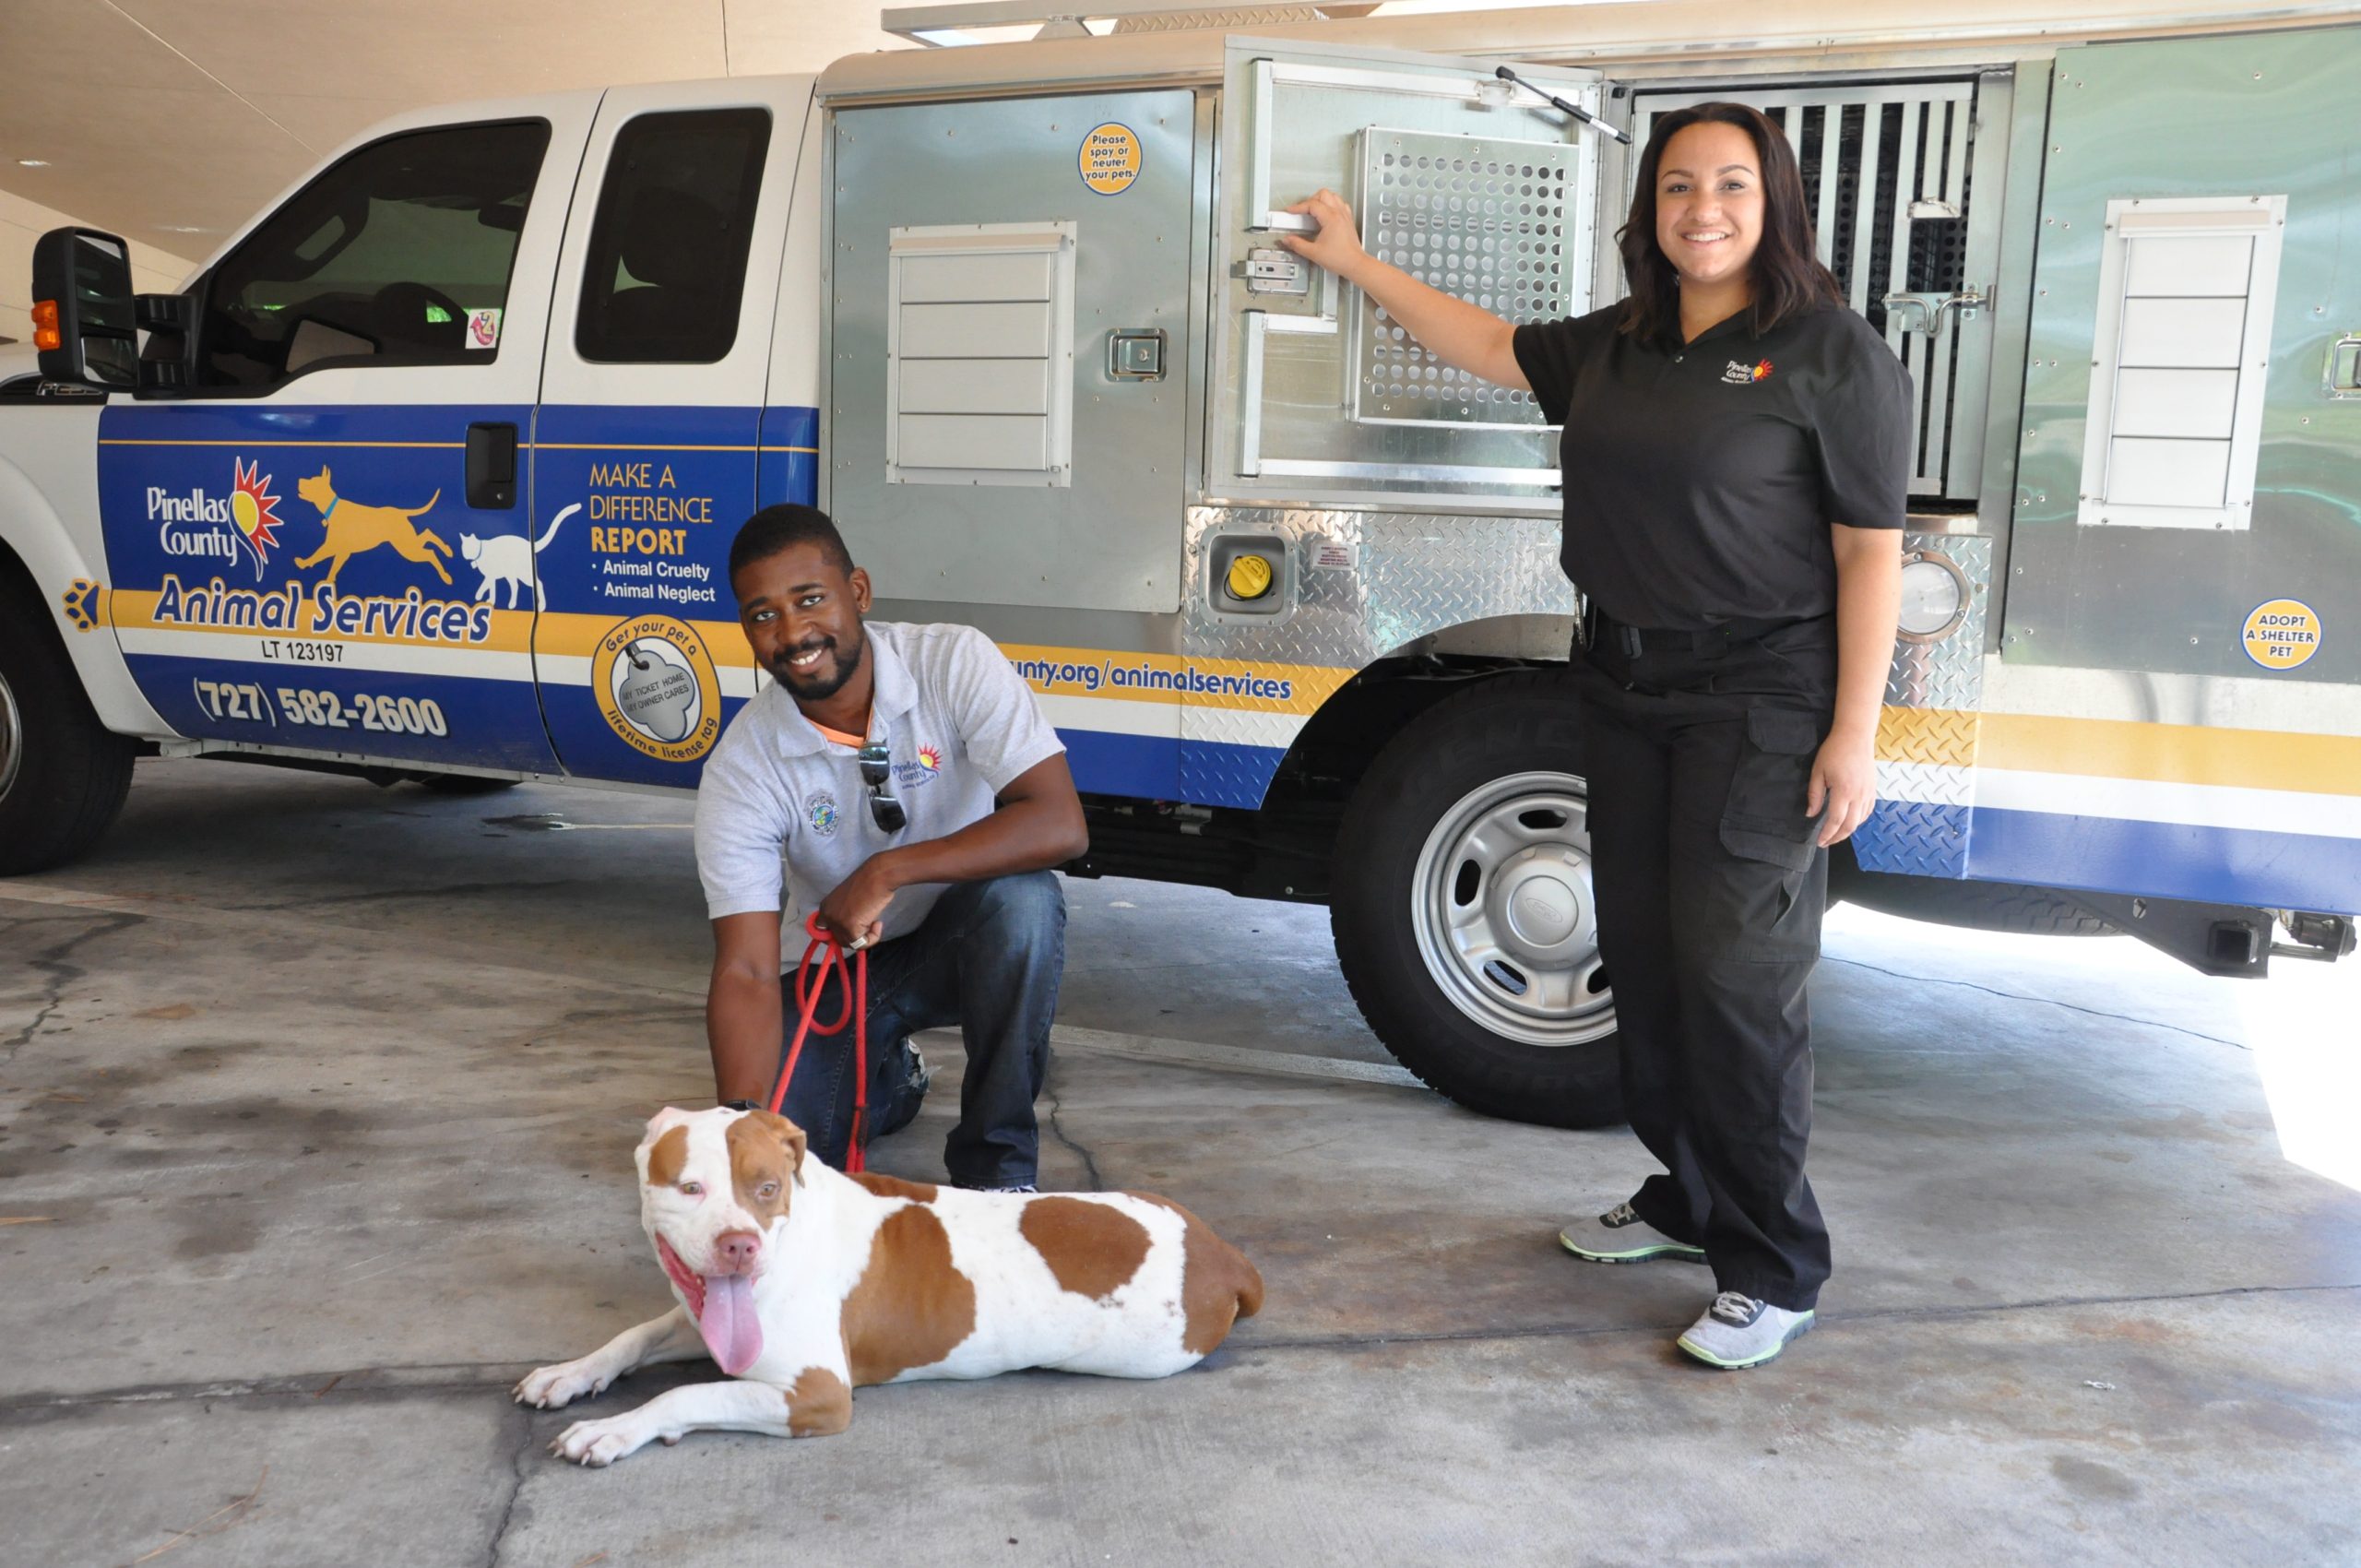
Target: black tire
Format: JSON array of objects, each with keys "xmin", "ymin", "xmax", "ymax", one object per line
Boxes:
[
  {"xmin": 0, "ymin": 580, "xmax": 136, "ymax": 875},
  {"xmin": 1833, "ymin": 863, "xmax": 2116, "ymax": 935},
  {"xmin": 1330, "ymin": 668, "xmax": 1622, "ymax": 1128},
  {"xmin": 417, "ymin": 773, "xmax": 521, "ymax": 796}
]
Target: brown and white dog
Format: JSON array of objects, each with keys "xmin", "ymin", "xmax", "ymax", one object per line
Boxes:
[{"xmin": 516, "ymin": 1106, "xmax": 1264, "ymax": 1466}]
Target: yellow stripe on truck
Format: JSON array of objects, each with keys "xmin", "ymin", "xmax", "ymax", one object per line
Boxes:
[{"xmin": 1979, "ymin": 712, "xmax": 2361, "ymax": 798}]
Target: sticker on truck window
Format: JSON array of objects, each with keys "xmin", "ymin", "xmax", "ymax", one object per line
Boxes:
[{"xmin": 466, "ymin": 308, "xmax": 503, "ymax": 350}]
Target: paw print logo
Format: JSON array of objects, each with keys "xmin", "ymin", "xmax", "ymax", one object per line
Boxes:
[{"xmin": 61, "ymin": 577, "xmax": 102, "ymax": 632}]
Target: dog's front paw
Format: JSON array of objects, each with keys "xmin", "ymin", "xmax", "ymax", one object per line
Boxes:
[
  {"xmin": 551, "ymin": 1413, "xmax": 656, "ymax": 1467},
  {"xmin": 515, "ymin": 1359, "xmax": 610, "ymax": 1410}
]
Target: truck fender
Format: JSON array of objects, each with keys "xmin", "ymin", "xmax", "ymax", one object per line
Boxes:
[{"xmin": 0, "ymin": 448, "xmax": 173, "ymax": 740}]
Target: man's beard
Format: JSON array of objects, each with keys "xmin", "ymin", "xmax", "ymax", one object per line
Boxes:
[{"xmin": 770, "ymin": 627, "xmax": 865, "ymax": 702}]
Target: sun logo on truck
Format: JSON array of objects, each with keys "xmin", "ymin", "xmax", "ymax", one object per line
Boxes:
[{"xmin": 229, "ymin": 457, "xmax": 284, "ymax": 572}]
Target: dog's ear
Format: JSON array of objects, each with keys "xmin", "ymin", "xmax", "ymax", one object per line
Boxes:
[
  {"xmin": 637, "ymin": 1105, "xmax": 693, "ymax": 1155},
  {"xmin": 748, "ymin": 1109, "xmax": 810, "ymax": 1187}
]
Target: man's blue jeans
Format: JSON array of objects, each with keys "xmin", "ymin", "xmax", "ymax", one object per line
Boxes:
[{"xmin": 774, "ymin": 871, "xmax": 1065, "ymax": 1190}]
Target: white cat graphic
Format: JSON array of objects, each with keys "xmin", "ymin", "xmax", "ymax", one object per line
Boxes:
[{"xmin": 460, "ymin": 504, "xmax": 577, "ymax": 611}]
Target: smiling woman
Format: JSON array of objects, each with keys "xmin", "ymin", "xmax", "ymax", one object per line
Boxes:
[{"xmin": 1285, "ymin": 101, "xmax": 1912, "ymax": 1372}]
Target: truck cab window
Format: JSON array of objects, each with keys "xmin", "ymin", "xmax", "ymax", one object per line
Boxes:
[
  {"xmin": 198, "ymin": 120, "xmax": 551, "ymax": 389},
  {"xmin": 575, "ymin": 108, "xmax": 771, "ymax": 364}
]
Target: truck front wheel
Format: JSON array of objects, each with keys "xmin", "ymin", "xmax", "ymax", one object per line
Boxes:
[
  {"xmin": 0, "ymin": 588, "xmax": 136, "ymax": 875},
  {"xmin": 1330, "ymin": 669, "xmax": 1622, "ymax": 1128}
]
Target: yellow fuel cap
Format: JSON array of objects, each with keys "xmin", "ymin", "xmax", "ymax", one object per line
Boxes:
[{"xmin": 1227, "ymin": 552, "xmax": 1274, "ymax": 600}]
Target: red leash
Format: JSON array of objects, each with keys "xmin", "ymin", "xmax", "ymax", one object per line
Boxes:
[{"xmin": 766, "ymin": 912, "xmax": 869, "ymax": 1174}]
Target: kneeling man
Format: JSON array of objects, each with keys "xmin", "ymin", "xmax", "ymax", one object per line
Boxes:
[{"xmin": 696, "ymin": 504, "xmax": 1087, "ymax": 1191}]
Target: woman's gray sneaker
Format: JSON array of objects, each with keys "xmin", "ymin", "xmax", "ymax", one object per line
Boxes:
[
  {"xmin": 1676, "ymin": 1291, "xmax": 1816, "ymax": 1369},
  {"xmin": 1558, "ymin": 1202, "xmax": 1708, "ymax": 1264}
]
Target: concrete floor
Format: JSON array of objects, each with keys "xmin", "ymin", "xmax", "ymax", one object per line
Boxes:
[{"xmin": 3, "ymin": 757, "xmax": 2358, "ymax": 1568}]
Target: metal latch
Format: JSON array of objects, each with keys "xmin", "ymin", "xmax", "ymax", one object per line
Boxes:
[
  {"xmin": 2325, "ymin": 334, "xmax": 2361, "ymax": 399},
  {"xmin": 1882, "ymin": 285, "xmax": 1987, "ymax": 339},
  {"xmin": 1108, "ymin": 327, "xmax": 1166, "ymax": 381},
  {"xmin": 1240, "ymin": 248, "xmax": 1309, "ymax": 297}
]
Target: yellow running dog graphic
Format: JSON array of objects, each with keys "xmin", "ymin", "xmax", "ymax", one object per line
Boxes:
[{"xmin": 294, "ymin": 467, "xmax": 452, "ymax": 587}]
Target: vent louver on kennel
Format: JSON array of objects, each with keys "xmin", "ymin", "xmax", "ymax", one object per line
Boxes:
[{"xmin": 1351, "ymin": 127, "xmax": 1577, "ymax": 430}]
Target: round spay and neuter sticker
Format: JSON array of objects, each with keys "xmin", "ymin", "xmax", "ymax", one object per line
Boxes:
[{"xmin": 1079, "ymin": 123, "xmax": 1142, "ymax": 196}]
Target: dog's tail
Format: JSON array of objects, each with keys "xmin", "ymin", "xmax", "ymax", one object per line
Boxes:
[
  {"xmin": 406, "ymin": 488, "xmax": 443, "ymax": 520},
  {"xmin": 1138, "ymin": 1194, "xmax": 1264, "ymax": 1348},
  {"xmin": 1227, "ymin": 1241, "xmax": 1264, "ymax": 1323}
]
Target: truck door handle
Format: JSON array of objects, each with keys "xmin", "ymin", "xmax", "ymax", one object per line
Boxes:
[{"xmin": 466, "ymin": 422, "xmax": 517, "ymax": 508}]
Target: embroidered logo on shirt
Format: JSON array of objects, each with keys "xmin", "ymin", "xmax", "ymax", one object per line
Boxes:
[
  {"xmin": 807, "ymin": 792, "xmax": 840, "ymax": 837},
  {"xmin": 1723, "ymin": 358, "xmax": 1774, "ymax": 386},
  {"xmin": 893, "ymin": 743, "xmax": 943, "ymax": 790}
]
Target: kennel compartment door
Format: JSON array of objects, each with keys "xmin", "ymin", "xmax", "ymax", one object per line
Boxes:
[{"xmin": 1211, "ymin": 36, "xmax": 1605, "ymax": 506}]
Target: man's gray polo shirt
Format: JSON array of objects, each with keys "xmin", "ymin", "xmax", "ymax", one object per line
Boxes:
[{"xmin": 694, "ymin": 621, "xmax": 1064, "ymax": 954}]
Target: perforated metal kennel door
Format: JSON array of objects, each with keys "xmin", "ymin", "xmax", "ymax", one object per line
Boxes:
[{"xmin": 1353, "ymin": 126, "xmax": 1577, "ymax": 430}]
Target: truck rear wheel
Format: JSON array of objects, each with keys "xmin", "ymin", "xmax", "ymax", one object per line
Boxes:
[
  {"xmin": 0, "ymin": 588, "xmax": 136, "ymax": 875},
  {"xmin": 1330, "ymin": 669, "xmax": 1622, "ymax": 1128}
]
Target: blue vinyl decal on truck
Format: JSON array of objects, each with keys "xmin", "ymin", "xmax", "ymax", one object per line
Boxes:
[
  {"xmin": 97, "ymin": 401, "xmax": 562, "ymax": 773},
  {"xmin": 528, "ymin": 403, "xmax": 817, "ymax": 788}
]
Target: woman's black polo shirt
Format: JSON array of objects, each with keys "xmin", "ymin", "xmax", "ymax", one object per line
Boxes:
[{"xmin": 1511, "ymin": 302, "xmax": 1913, "ymax": 631}]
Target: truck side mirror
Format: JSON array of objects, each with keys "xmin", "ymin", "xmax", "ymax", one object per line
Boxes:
[{"xmin": 30, "ymin": 227, "xmax": 139, "ymax": 389}]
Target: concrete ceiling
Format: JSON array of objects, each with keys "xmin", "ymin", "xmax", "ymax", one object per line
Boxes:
[{"xmin": 0, "ymin": 0, "xmax": 910, "ymax": 269}]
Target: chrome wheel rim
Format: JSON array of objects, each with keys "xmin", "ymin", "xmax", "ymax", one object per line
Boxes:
[
  {"xmin": 1408, "ymin": 769, "xmax": 1616, "ymax": 1047},
  {"xmin": 0, "ymin": 665, "xmax": 20, "ymax": 802}
]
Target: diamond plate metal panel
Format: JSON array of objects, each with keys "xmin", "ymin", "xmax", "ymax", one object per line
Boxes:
[
  {"xmin": 1177, "ymin": 506, "xmax": 1574, "ymax": 805},
  {"xmin": 1876, "ymin": 708, "xmax": 1981, "ymax": 770},
  {"xmin": 1180, "ymin": 506, "xmax": 1572, "ymax": 665},
  {"xmin": 1874, "ymin": 759, "xmax": 1975, "ymax": 809},
  {"xmin": 1887, "ymin": 533, "xmax": 1991, "ymax": 710},
  {"xmin": 1854, "ymin": 801, "xmax": 1975, "ymax": 878},
  {"xmin": 1861, "ymin": 532, "xmax": 1990, "ymax": 878}
]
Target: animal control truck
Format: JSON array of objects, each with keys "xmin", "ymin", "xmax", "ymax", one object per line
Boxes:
[{"xmin": 5, "ymin": 0, "xmax": 2357, "ymax": 1128}]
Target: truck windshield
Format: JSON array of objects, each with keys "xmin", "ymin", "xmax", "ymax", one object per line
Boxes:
[{"xmin": 198, "ymin": 119, "xmax": 551, "ymax": 389}]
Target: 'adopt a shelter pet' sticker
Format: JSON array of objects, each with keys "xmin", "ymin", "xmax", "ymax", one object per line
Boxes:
[{"xmin": 2242, "ymin": 599, "xmax": 2321, "ymax": 671}]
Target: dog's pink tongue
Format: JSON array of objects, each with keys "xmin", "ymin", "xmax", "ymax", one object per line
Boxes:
[{"xmin": 697, "ymin": 1275, "xmax": 763, "ymax": 1376}]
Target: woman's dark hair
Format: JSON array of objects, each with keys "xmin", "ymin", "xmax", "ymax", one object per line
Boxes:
[{"xmin": 1615, "ymin": 101, "xmax": 1841, "ymax": 343}]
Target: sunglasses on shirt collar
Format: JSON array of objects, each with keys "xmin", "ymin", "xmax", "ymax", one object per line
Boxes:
[{"xmin": 855, "ymin": 742, "xmax": 908, "ymax": 835}]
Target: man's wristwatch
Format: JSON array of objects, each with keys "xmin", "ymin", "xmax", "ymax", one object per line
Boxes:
[{"xmin": 722, "ymin": 1099, "xmax": 760, "ymax": 1112}]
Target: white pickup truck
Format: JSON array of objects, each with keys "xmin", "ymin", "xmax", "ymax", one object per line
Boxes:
[{"xmin": 6, "ymin": 9, "xmax": 2355, "ymax": 1127}]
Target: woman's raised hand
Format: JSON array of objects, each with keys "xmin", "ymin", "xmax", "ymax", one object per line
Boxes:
[{"xmin": 1276, "ymin": 189, "xmax": 1369, "ymax": 279}]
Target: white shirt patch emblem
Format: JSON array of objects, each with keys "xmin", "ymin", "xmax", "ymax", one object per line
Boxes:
[{"xmin": 806, "ymin": 792, "xmax": 840, "ymax": 836}]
